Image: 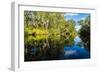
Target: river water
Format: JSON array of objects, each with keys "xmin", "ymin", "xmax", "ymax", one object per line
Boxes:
[
  {"xmin": 63, "ymin": 36, "xmax": 90, "ymax": 59},
  {"xmin": 25, "ymin": 34, "xmax": 90, "ymax": 61}
]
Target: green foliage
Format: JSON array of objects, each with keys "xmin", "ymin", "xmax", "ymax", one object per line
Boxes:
[
  {"xmin": 24, "ymin": 11, "xmax": 76, "ymax": 61},
  {"xmin": 79, "ymin": 15, "xmax": 90, "ymax": 51},
  {"xmin": 78, "ymin": 20, "xmax": 85, "ymax": 26}
]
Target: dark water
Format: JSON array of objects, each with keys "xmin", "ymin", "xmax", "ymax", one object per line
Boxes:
[{"xmin": 25, "ymin": 35, "xmax": 90, "ymax": 61}]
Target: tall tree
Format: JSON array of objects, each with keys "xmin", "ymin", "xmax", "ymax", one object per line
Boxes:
[{"xmin": 79, "ymin": 15, "xmax": 90, "ymax": 51}]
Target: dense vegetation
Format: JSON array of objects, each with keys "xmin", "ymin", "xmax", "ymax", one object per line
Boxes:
[
  {"xmin": 78, "ymin": 15, "xmax": 90, "ymax": 51},
  {"xmin": 24, "ymin": 11, "xmax": 90, "ymax": 61},
  {"xmin": 24, "ymin": 11, "xmax": 77, "ymax": 61}
]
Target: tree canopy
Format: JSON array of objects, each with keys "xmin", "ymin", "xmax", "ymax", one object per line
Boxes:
[{"xmin": 79, "ymin": 15, "xmax": 90, "ymax": 51}]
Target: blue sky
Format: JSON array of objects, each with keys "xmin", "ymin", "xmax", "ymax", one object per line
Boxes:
[
  {"xmin": 64, "ymin": 13, "xmax": 90, "ymax": 23},
  {"xmin": 64, "ymin": 13, "xmax": 90, "ymax": 31}
]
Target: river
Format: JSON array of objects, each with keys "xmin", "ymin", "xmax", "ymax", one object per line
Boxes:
[
  {"xmin": 25, "ymin": 34, "xmax": 90, "ymax": 61},
  {"xmin": 63, "ymin": 36, "xmax": 90, "ymax": 59}
]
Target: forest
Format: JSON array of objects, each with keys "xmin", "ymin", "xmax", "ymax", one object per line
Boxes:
[{"xmin": 24, "ymin": 11, "xmax": 90, "ymax": 61}]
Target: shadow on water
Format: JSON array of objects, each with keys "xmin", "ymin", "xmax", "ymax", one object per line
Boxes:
[{"xmin": 24, "ymin": 34, "xmax": 90, "ymax": 61}]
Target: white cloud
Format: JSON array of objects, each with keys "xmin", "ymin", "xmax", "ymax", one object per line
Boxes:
[
  {"xmin": 80, "ymin": 17, "xmax": 85, "ymax": 20},
  {"xmin": 75, "ymin": 25, "xmax": 82, "ymax": 31},
  {"xmin": 65, "ymin": 50, "xmax": 76, "ymax": 55},
  {"xmin": 64, "ymin": 13, "xmax": 79, "ymax": 16}
]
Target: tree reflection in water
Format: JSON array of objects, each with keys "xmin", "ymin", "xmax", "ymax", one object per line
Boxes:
[
  {"xmin": 24, "ymin": 33, "xmax": 90, "ymax": 61},
  {"xmin": 24, "ymin": 34, "xmax": 67, "ymax": 61}
]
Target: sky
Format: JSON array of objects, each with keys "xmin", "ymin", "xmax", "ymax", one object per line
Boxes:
[
  {"xmin": 64, "ymin": 13, "xmax": 90, "ymax": 31},
  {"xmin": 64, "ymin": 13, "xmax": 90, "ymax": 22}
]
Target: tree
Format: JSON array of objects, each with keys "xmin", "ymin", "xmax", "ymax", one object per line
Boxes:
[
  {"xmin": 79, "ymin": 15, "xmax": 90, "ymax": 51},
  {"xmin": 65, "ymin": 20, "xmax": 76, "ymax": 45},
  {"xmin": 24, "ymin": 11, "xmax": 77, "ymax": 61},
  {"xmin": 78, "ymin": 20, "xmax": 84, "ymax": 26}
]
